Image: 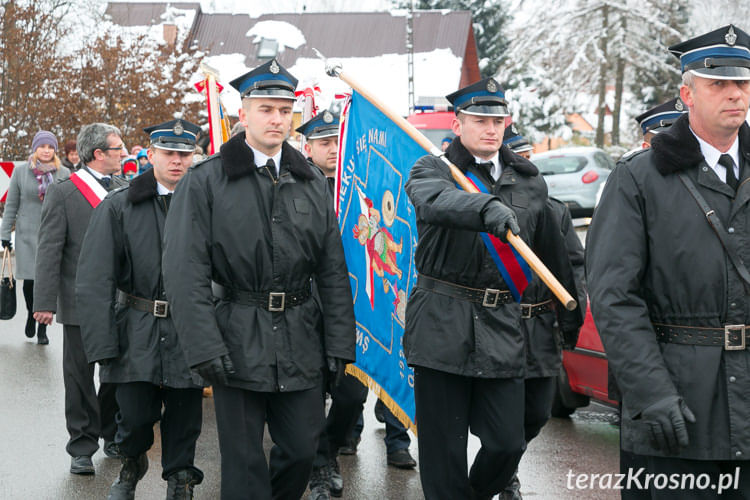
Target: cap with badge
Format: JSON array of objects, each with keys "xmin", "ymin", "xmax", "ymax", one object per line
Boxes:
[
  {"xmin": 296, "ymin": 110, "xmax": 340, "ymax": 140},
  {"xmin": 635, "ymin": 98, "xmax": 687, "ymax": 136},
  {"xmin": 229, "ymin": 58, "xmax": 299, "ymax": 100},
  {"xmin": 446, "ymin": 77, "xmax": 510, "ymax": 117},
  {"xmin": 669, "ymin": 24, "xmax": 750, "ymax": 80},
  {"xmin": 143, "ymin": 119, "xmax": 201, "ymax": 152},
  {"xmin": 502, "ymin": 123, "xmax": 533, "ymax": 154}
]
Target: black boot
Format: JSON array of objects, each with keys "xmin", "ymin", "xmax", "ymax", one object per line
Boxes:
[
  {"xmin": 25, "ymin": 315, "xmax": 35, "ymax": 338},
  {"xmin": 166, "ymin": 469, "xmax": 202, "ymax": 500},
  {"xmin": 37, "ymin": 324, "xmax": 48, "ymax": 345},
  {"xmin": 107, "ymin": 454, "xmax": 148, "ymax": 500}
]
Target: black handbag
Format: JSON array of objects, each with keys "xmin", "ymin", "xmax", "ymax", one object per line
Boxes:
[{"xmin": 0, "ymin": 247, "xmax": 17, "ymax": 320}]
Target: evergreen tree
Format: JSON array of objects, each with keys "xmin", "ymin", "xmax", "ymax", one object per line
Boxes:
[{"xmin": 410, "ymin": 0, "xmax": 512, "ymax": 78}]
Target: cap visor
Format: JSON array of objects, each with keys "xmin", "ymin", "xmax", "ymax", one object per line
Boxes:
[
  {"xmin": 306, "ymin": 131, "xmax": 339, "ymax": 140},
  {"xmin": 153, "ymin": 143, "xmax": 196, "ymax": 152},
  {"xmin": 459, "ymin": 104, "xmax": 510, "ymax": 117},
  {"xmin": 690, "ymin": 66, "xmax": 750, "ymax": 80},
  {"xmin": 244, "ymin": 88, "xmax": 297, "ymax": 100}
]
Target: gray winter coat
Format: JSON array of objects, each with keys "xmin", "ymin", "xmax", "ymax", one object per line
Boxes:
[
  {"xmin": 162, "ymin": 133, "xmax": 355, "ymax": 393},
  {"xmin": 403, "ymin": 138, "xmax": 583, "ymax": 378},
  {"xmin": 76, "ymin": 169, "xmax": 197, "ymax": 388},
  {"xmin": 0, "ymin": 162, "xmax": 69, "ymax": 279},
  {"xmin": 34, "ymin": 168, "xmax": 127, "ymax": 325},
  {"xmin": 587, "ymin": 114, "xmax": 750, "ymax": 460},
  {"xmin": 521, "ymin": 198, "xmax": 586, "ymax": 378}
]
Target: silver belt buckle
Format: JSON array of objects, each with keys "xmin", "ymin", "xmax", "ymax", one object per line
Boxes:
[
  {"xmin": 724, "ymin": 324, "xmax": 746, "ymax": 350},
  {"xmin": 482, "ymin": 288, "xmax": 500, "ymax": 308},
  {"xmin": 153, "ymin": 300, "xmax": 169, "ymax": 318},
  {"xmin": 268, "ymin": 292, "xmax": 286, "ymax": 312},
  {"xmin": 521, "ymin": 304, "xmax": 532, "ymax": 319}
]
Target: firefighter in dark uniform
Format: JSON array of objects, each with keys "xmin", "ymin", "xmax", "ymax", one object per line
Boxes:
[
  {"xmin": 611, "ymin": 97, "xmax": 688, "ymax": 500},
  {"xmin": 588, "ymin": 25, "xmax": 750, "ymax": 499},
  {"xmin": 162, "ymin": 59, "xmax": 356, "ymax": 500},
  {"xmin": 404, "ymin": 78, "xmax": 583, "ymax": 500},
  {"xmin": 76, "ymin": 119, "xmax": 205, "ymax": 499},
  {"xmin": 499, "ymin": 141, "xmax": 587, "ymax": 498},
  {"xmin": 298, "ymin": 110, "xmax": 365, "ymax": 500},
  {"xmin": 502, "ymin": 124, "xmax": 534, "ymax": 160}
]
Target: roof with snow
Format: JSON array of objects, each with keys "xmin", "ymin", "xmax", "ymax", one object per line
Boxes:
[{"xmin": 105, "ymin": 3, "xmax": 480, "ymax": 115}]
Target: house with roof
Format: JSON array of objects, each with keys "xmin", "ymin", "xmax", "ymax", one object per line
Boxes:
[{"xmin": 105, "ymin": 2, "xmax": 480, "ymax": 117}]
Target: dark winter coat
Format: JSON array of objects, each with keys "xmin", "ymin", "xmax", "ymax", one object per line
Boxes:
[
  {"xmin": 403, "ymin": 138, "xmax": 583, "ymax": 378},
  {"xmin": 522, "ymin": 198, "xmax": 586, "ymax": 378},
  {"xmin": 34, "ymin": 169, "xmax": 127, "ymax": 325},
  {"xmin": 586, "ymin": 114, "xmax": 750, "ymax": 459},
  {"xmin": 75, "ymin": 169, "xmax": 197, "ymax": 388},
  {"xmin": 162, "ymin": 133, "xmax": 355, "ymax": 393}
]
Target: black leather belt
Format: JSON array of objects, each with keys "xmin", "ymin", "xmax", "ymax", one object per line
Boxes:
[
  {"xmin": 212, "ymin": 281, "xmax": 311, "ymax": 312},
  {"xmin": 520, "ymin": 300, "xmax": 554, "ymax": 319},
  {"xmin": 116, "ymin": 290, "xmax": 169, "ymax": 318},
  {"xmin": 416, "ymin": 275, "xmax": 512, "ymax": 308},
  {"xmin": 653, "ymin": 323, "xmax": 747, "ymax": 350}
]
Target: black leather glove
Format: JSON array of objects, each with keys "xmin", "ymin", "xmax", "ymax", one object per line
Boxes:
[
  {"xmin": 639, "ymin": 395, "xmax": 695, "ymax": 454},
  {"xmin": 1, "ymin": 240, "xmax": 11, "ymax": 251},
  {"xmin": 481, "ymin": 200, "xmax": 520, "ymax": 243},
  {"xmin": 560, "ymin": 329, "xmax": 580, "ymax": 351},
  {"xmin": 327, "ymin": 356, "xmax": 346, "ymax": 391},
  {"xmin": 193, "ymin": 354, "xmax": 236, "ymax": 386}
]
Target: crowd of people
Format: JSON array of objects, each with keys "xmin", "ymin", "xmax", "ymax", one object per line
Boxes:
[{"xmin": 1, "ymin": 23, "xmax": 749, "ymax": 500}]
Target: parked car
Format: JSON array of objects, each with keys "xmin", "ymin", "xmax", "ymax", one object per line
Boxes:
[
  {"xmin": 551, "ymin": 298, "xmax": 618, "ymax": 417},
  {"xmin": 531, "ymin": 147, "xmax": 614, "ymax": 217}
]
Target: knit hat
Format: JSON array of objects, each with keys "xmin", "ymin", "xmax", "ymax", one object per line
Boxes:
[
  {"xmin": 122, "ymin": 157, "xmax": 138, "ymax": 174},
  {"xmin": 31, "ymin": 131, "xmax": 58, "ymax": 153}
]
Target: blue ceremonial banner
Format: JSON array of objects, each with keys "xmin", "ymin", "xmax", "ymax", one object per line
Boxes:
[{"xmin": 336, "ymin": 91, "xmax": 422, "ymax": 430}]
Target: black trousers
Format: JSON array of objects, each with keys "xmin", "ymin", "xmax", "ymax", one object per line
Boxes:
[
  {"xmin": 414, "ymin": 366, "xmax": 526, "ymax": 499},
  {"xmin": 115, "ymin": 382, "xmax": 203, "ymax": 480},
  {"xmin": 631, "ymin": 456, "xmax": 750, "ymax": 499},
  {"xmin": 213, "ymin": 384, "xmax": 324, "ymax": 500},
  {"xmin": 314, "ymin": 373, "xmax": 369, "ymax": 467},
  {"xmin": 523, "ymin": 376, "xmax": 556, "ymax": 443},
  {"xmin": 62, "ymin": 324, "xmax": 118, "ymax": 457}
]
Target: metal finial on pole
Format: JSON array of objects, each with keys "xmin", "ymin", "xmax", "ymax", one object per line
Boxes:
[{"xmin": 313, "ymin": 48, "xmax": 342, "ymax": 77}]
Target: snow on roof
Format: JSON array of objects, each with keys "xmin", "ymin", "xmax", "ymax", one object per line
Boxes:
[
  {"xmin": 199, "ymin": 48, "xmax": 462, "ymax": 117},
  {"xmin": 245, "ymin": 20, "xmax": 306, "ymax": 53}
]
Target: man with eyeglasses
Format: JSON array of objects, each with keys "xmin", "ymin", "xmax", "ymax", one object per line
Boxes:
[{"xmin": 34, "ymin": 123, "xmax": 128, "ymax": 476}]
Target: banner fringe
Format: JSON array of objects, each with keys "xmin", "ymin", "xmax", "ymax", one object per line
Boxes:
[{"xmin": 345, "ymin": 364, "xmax": 417, "ymax": 435}]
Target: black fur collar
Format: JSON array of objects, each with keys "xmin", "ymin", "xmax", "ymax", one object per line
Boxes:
[
  {"xmin": 127, "ymin": 167, "xmax": 158, "ymax": 204},
  {"xmin": 219, "ymin": 132, "xmax": 316, "ymax": 181},
  {"xmin": 445, "ymin": 136, "xmax": 538, "ymax": 176},
  {"xmin": 651, "ymin": 113, "xmax": 750, "ymax": 175}
]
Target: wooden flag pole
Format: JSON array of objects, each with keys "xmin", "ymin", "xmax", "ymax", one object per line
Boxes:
[
  {"xmin": 314, "ymin": 49, "xmax": 577, "ymax": 310},
  {"xmin": 200, "ymin": 61, "xmax": 223, "ymax": 155}
]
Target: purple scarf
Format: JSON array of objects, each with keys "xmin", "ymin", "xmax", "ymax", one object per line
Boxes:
[{"xmin": 30, "ymin": 155, "xmax": 56, "ymax": 201}]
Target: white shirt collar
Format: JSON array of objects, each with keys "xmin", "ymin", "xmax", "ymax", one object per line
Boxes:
[
  {"xmin": 156, "ymin": 181, "xmax": 173, "ymax": 195},
  {"xmin": 246, "ymin": 141, "xmax": 282, "ymax": 175},
  {"xmin": 85, "ymin": 166, "xmax": 110, "ymax": 180},
  {"xmin": 474, "ymin": 152, "xmax": 501, "ymax": 181},
  {"xmin": 689, "ymin": 127, "xmax": 740, "ymax": 182}
]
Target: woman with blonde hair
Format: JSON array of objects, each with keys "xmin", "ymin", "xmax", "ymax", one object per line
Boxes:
[{"xmin": 1, "ymin": 131, "xmax": 70, "ymax": 344}]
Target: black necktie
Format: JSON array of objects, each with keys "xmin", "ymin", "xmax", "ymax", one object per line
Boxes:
[
  {"xmin": 477, "ymin": 161, "xmax": 495, "ymax": 180},
  {"xmin": 100, "ymin": 176, "xmax": 111, "ymax": 189},
  {"xmin": 265, "ymin": 158, "xmax": 277, "ymax": 181},
  {"xmin": 719, "ymin": 154, "xmax": 738, "ymax": 191},
  {"xmin": 160, "ymin": 193, "xmax": 172, "ymax": 212}
]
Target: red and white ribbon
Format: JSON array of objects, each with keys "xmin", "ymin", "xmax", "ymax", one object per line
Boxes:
[{"xmin": 70, "ymin": 170, "xmax": 107, "ymax": 208}]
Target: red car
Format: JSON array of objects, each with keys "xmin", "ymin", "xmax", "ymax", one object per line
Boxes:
[{"xmin": 551, "ymin": 299, "xmax": 618, "ymax": 416}]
